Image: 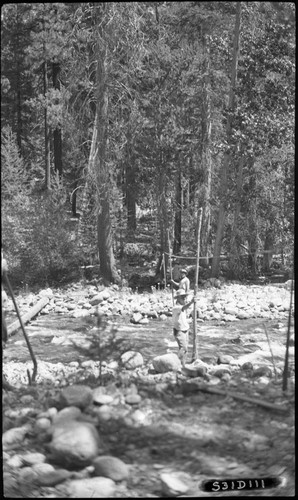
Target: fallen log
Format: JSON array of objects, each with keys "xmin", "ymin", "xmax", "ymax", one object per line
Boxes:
[
  {"xmin": 7, "ymin": 296, "xmax": 49, "ymax": 337},
  {"xmin": 187, "ymin": 381, "xmax": 289, "ymax": 413}
]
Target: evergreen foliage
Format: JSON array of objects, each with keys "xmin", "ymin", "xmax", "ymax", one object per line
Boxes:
[{"xmin": 1, "ymin": 2, "xmax": 294, "ymax": 285}]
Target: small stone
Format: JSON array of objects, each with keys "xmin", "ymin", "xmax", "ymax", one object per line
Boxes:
[
  {"xmin": 33, "ymin": 463, "xmax": 56, "ymax": 474},
  {"xmin": 93, "ymin": 456, "xmax": 130, "ymax": 481},
  {"xmin": 59, "ymin": 385, "xmax": 93, "ymax": 410},
  {"xmin": 252, "ymin": 366, "xmax": 272, "ymax": 378},
  {"xmin": 69, "ymin": 361, "xmax": 80, "ymax": 368},
  {"xmin": 130, "ymin": 409, "xmax": 149, "ymax": 426},
  {"xmin": 125, "ymin": 394, "xmax": 142, "ymax": 405},
  {"xmin": 208, "ymin": 376, "xmax": 221, "ymax": 385},
  {"xmin": 22, "ymin": 452, "xmax": 47, "ymax": 466},
  {"xmin": 256, "ymin": 376, "xmax": 271, "ymax": 385},
  {"xmin": 107, "ymin": 360, "xmax": 119, "ymax": 370},
  {"xmin": 81, "ymin": 360, "xmax": 95, "ymax": 368},
  {"xmin": 212, "ymin": 367, "xmax": 231, "ymax": 378},
  {"xmin": 18, "ymin": 467, "xmax": 39, "ymax": 483},
  {"xmin": 35, "ymin": 418, "xmax": 52, "ymax": 431},
  {"xmin": 131, "ymin": 312, "xmax": 143, "ymax": 324},
  {"xmin": 152, "ymin": 353, "xmax": 181, "ymax": 373},
  {"xmin": 3, "ymin": 425, "xmax": 30, "ymax": 448},
  {"xmin": 67, "ymin": 477, "xmax": 116, "ymax": 498},
  {"xmin": 92, "ymin": 388, "xmax": 114, "ymax": 406},
  {"xmin": 241, "ymin": 362, "xmax": 253, "ymax": 371},
  {"xmin": 52, "ymin": 406, "xmax": 82, "ymax": 425},
  {"xmin": 93, "ymin": 405, "xmax": 112, "ymax": 421},
  {"xmin": 49, "ymin": 420, "xmax": 100, "ymax": 467},
  {"xmin": 6, "ymin": 454, "xmax": 24, "ymax": 468},
  {"xmin": 221, "ymin": 373, "xmax": 231, "ymax": 382},
  {"xmin": 120, "ymin": 351, "xmax": 144, "ymax": 370},
  {"xmin": 47, "ymin": 407, "xmax": 59, "ymax": 418},
  {"xmin": 20, "ymin": 395, "xmax": 35, "ymax": 404},
  {"xmin": 160, "ymin": 472, "xmax": 189, "ymax": 496},
  {"xmin": 217, "ymin": 354, "xmax": 234, "ymax": 364},
  {"xmin": 36, "ymin": 468, "xmax": 72, "ymax": 486},
  {"xmin": 183, "ymin": 364, "xmax": 206, "ymax": 378},
  {"xmin": 159, "ymin": 314, "xmax": 168, "ymax": 320},
  {"xmin": 236, "ymin": 311, "xmax": 251, "ymax": 319}
]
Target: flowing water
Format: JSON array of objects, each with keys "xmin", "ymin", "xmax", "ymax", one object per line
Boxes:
[{"xmin": 4, "ymin": 312, "xmax": 292, "ymax": 368}]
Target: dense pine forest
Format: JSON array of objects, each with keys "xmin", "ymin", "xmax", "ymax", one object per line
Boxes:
[{"xmin": 1, "ymin": 2, "xmax": 295, "ymax": 288}]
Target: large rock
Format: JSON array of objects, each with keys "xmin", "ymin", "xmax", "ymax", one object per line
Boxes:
[
  {"xmin": 59, "ymin": 385, "xmax": 93, "ymax": 410},
  {"xmin": 160, "ymin": 472, "xmax": 190, "ymax": 496},
  {"xmin": 52, "ymin": 406, "xmax": 82, "ymax": 425},
  {"xmin": 67, "ymin": 477, "xmax": 116, "ymax": 498},
  {"xmin": 224, "ymin": 305, "xmax": 238, "ymax": 316},
  {"xmin": 90, "ymin": 290, "xmax": 111, "ymax": 306},
  {"xmin": 217, "ymin": 354, "xmax": 234, "ymax": 364},
  {"xmin": 120, "ymin": 351, "xmax": 144, "ymax": 370},
  {"xmin": 93, "ymin": 456, "xmax": 130, "ymax": 481},
  {"xmin": 236, "ymin": 310, "xmax": 251, "ymax": 320},
  {"xmin": 152, "ymin": 353, "xmax": 182, "ymax": 373},
  {"xmin": 49, "ymin": 420, "xmax": 100, "ymax": 467},
  {"xmin": 130, "ymin": 312, "xmax": 143, "ymax": 324}
]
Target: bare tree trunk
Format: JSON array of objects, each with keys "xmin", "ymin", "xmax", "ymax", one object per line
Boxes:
[
  {"xmin": 200, "ymin": 33, "xmax": 212, "ymax": 268},
  {"xmin": 43, "ymin": 60, "xmax": 51, "ymax": 191},
  {"xmin": 52, "ymin": 62, "xmax": 63, "ymax": 178},
  {"xmin": 247, "ymin": 203, "xmax": 259, "ymax": 276},
  {"xmin": 173, "ymin": 167, "xmax": 182, "ymax": 255},
  {"xmin": 155, "ymin": 150, "xmax": 169, "ymax": 278},
  {"xmin": 228, "ymin": 154, "xmax": 244, "ymax": 275},
  {"xmin": 247, "ymin": 169, "xmax": 259, "ymax": 276},
  {"xmin": 95, "ymin": 43, "xmax": 120, "ymax": 284},
  {"xmin": 125, "ymin": 126, "xmax": 137, "ymax": 234},
  {"xmin": 16, "ymin": 5, "xmax": 22, "ymax": 153},
  {"xmin": 211, "ymin": 2, "xmax": 241, "ymax": 277},
  {"xmin": 263, "ymin": 231, "xmax": 274, "ymax": 273},
  {"xmin": 77, "ymin": 114, "xmax": 97, "ymax": 248}
]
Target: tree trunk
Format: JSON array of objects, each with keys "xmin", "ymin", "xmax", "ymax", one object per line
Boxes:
[
  {"xmin": 247, "ymin": 203, "xmax": 259, "ymax": 276},
  {"xmin": 16, "ymin": 5, "xmax": 22, "ymax": 153},
  {"xmin": 211, "ymin": 2, "xmax": 241, "ymax": 277},
  {"xmin": 228, "ymin": 154, "xmax": 244, "ymax": 276},
  {"xmin": 95, "ymin": 42, "xmax": 120, "ymax": 284},
  {"xmin": 155, "ymin": 154, "xmax": 169, "ymax": 278},
  {"xmin": 77, "ymin": 114, "xmax": 97, "ymax": 248},
  {"xmin": 263, "ymin": 231, "xmax": 274, "ymax": 273},
  {"xmin": 199, "ymin": 33, "xmax": 212, "ymax": 268},
  {"xmin": 52, "ymin": 62, "xmax": 63, "ymax": 178},
  {"xmin": 247, "ymin": 170, "xmax": 259, "ymax": 276},
  {"xmin": 173, "ymin": 167, "xmax": 182, "ymax": 255},
  {"xmin": 125, "ymin": 127, "xmax": 137, "ymax": 233},
  {"xmin": 43, "ymin": 60, "xmax": 51, "ymax": 191}
]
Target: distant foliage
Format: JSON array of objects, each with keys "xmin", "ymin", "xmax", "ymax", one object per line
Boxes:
[{"xmin": 2, "ymin": 131, "xmax": 81, "ymax": 285}]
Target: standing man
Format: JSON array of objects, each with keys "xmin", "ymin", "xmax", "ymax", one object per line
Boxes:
[
  {"xmin": 170, "ymin": 268, "xmax": 190, "ymax": 294},
  {"xmin": 172, "ymin": 289, "xmax": 194, "ymax": 367}
]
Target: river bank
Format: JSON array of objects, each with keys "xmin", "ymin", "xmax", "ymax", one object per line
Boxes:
[{"xmin": 3, "ymin": 279, "xmax": 295, "ymax": 498}]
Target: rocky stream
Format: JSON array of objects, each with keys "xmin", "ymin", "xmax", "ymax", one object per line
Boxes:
[{"xmin": 2, "ymin": 278, "xmax": 295, "ymax": 498}]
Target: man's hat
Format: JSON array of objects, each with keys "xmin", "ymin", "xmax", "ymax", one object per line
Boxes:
[
  {"xmin": 180, "ymin": 268, "xmax": 187, "ymax": 274},
  {"xmin": 175, "ymin": 289, "xmax": 188, "ymax": 297}
]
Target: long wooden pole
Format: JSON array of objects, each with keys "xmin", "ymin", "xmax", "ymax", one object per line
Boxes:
[
  {"xmin": 167, "ymin": 229, "xmax": 174, "ymax": 305},
  {"xmin": 188, "ymin": 382, "xmax": 289, "ymax": 413},
  {"xmin": 283, "ymin": 275, "xmax": 294, "ymax": 391},
  {"xmin": 162, "ymin": 253, "xmax": 167, "ymax": 289},
  {"xmin": 4, "ymin": 272, "xmax": 38, "ymax": 384},
  {"xmin": 192, "ymin": 207, "xmax": 203, "ymax": 362}
]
